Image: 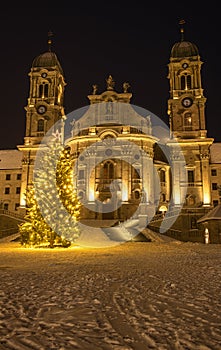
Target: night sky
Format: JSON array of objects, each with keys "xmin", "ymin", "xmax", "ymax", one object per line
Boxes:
[{"xmin": 0, "ymin": 7, "xmax": 220, "ymax": 149}]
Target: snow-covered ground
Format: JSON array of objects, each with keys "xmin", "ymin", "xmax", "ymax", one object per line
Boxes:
[{"xmin": 0, "ymin": 238, "xmax": 221, "ymax": 350}]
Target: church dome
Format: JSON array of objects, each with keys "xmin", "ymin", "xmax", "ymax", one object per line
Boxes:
[
  {"xmin": 32, "ymin": 51, "xmax": 63, "ymax": 73},
  {"xmin": 171, "ymin": 41, "xmax": 199, "ymax": 58}
]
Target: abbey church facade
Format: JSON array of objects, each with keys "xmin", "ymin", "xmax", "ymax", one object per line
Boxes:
[{"xmin": 1, "ymin": 29, "xmax": 221, "ymax": 242}]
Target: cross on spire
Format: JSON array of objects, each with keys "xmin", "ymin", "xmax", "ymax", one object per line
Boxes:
[
  {"xmin": 179, "ymin": 19, "xmax": 185, "ymax": 41},
  {"xmin": 47, "ymin": 30, "xmax": 53, "ymax": 51}
]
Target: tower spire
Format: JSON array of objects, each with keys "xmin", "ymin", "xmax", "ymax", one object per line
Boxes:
[
  {"xmin": 179, "ymin": 19, "xmax": 185, "ymax": 41},
  {"xmin": 47, "ymin": 30, "xmax": 53, "ymax": 51}
]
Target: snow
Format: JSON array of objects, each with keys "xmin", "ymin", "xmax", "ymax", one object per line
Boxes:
[{"xmin": 0, "ymin": 239, "xmax": 221, "ymax": 350}]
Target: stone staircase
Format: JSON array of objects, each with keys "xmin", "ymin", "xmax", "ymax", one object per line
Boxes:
[
  {"xmin": 102, "ymin": 219, "xmax": 177, "ymax": 243},
  {"xmin": 0, "ymin": 209, "xmax": 25, "ymax": 240}
]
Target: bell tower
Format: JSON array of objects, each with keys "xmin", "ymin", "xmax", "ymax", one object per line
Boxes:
[
  {"xmin": 18, "ymin": 32, "xmax": 66, "ymax": 210},
  {"xmin": 167, "ymin": 21, "xmax": 213, "ymax": 211},
  {"xmin": 23, "ymin": 32, "xmax": 66, "ymax": 145},
  {"xmin": 167, "ymin": 20, "xmax": 207, "ymax": 139}
]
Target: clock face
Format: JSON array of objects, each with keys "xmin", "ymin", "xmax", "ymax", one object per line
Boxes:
[
  {"xmin": 41, "ymin": 72, "xmax": 47, "ymax": 78},
  {"xmin": 182, "ymin": 97, "xmax": 193, "ymax": 108},
  {"xmin": 182, "ymin": 62, "xmax": 188, "ymax": 69},
  {"xmin": 37, "ymin": 105, "xmax": 47, "ymax": 114}
]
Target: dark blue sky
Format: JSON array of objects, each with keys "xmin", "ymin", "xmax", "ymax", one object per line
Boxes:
[{"xmin": 0, "ymin": 7, "xmax": 220, "ymax": 148}]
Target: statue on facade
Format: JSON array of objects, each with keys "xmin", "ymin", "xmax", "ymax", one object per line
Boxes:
[
  {"xmin": 92, "ymin": 84, "xmax": 98, "ymax": 95},
  {"xmin": 123, "ymin": 82, "xmax": 130, "ymax": 93},
  {"xmin": 106, "ymin": 75, "xmax": 115, "ymax": 90}
]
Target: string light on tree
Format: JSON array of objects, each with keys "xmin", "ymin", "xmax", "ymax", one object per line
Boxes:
[{"xmin": 19, "ymin": 138, "xmax": 81, "ymax": 248}]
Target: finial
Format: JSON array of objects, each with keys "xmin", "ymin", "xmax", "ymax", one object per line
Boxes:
[
  {"xmin": 47, "ymin": 30, "xmax": 53, "ymax": 51},
  {"xmin": 179, "ymin": 19, "xmax": 185, "ymax": 41},
  {"xmin": 106, "ymin": 75, "xmax": 115, "ymax": 90}
]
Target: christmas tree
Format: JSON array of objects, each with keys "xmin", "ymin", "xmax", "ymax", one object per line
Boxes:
[{"xmin": 19, "ymin": 134, "xmax": 81, "ymax": 248}]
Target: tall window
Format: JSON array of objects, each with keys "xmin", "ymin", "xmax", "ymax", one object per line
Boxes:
[
  {"xmin": 187, "ymin": 75, "xmax": 191, "ymax": 89},
  {"xmin": 5, "ymin": 187, "xmax": 10, "ymax": 194},
  {"xmin": 211, "ymin": 169, "xmax": 217, "ymax": 176},
  {"xmin": 181, "ymin": 76, "xmax": 185, "ymax": 90},
  {"xmin": 181, "ymin": 74, "xmax": 192, "ymax": 90},
  {"xmin": 160, "ymin": 169, "xmax": 166, "ymax": 183},
  {"xmin": 6, "ymin": 174, "xmax": 11, "ymax": 180},
  {"xmin": 39, "ymin": 83, "xmax": 49, "ymax": 98},
  {"xmin": 37, "ymin": 119, "xmax": 44, "ymax": 132},
  {"xmin": 188, "ymin": 170, "xmax": 194, "ymax": 183},
  {"xmin": 212, "ymin": 183, "xmax": 218, "ymax": 190},
  {"xmin": 39, "ymin": 84, "xmax": 43, "ymax": 97},
  {"xmin": 44, "ymin": 84, "xmax": 49, "ymax": 97},
  {"xmin": 103, "ymin": 161, "xmax": 114, "ymax": 179}
]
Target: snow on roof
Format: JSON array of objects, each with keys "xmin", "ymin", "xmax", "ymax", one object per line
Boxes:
[
  {"xmin": 210, "ymin": 142, "xmax": 221, "ymax": 163},
  {"xmin": 0, "ymin": 149, "xmax": 22, "ymax": 170},
  {"xmin": 197, "ymin": 204, "xmax": 221, "ymax": 223}
]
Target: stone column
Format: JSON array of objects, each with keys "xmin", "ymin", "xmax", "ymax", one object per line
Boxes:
[
  {"xmin": 200, "ymin": 151, "xmax": 211, "ymax": 206},
  {"xmin": 170, "ymin": 147, "xmax": 187, "ymax": 207}
]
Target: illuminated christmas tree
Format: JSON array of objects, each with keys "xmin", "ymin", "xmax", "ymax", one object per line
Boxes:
[
  {"xmin": 19, "ymin": 135, "xmax": 81, "ymax": 248},
  {"xmin": 19, "ymin": 185, "xmax": 58, "ymax": 247}
]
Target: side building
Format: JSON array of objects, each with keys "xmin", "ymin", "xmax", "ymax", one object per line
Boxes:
[{"xmin": 0, "ymin": 150, "xmax": 22, "ymax": 212}]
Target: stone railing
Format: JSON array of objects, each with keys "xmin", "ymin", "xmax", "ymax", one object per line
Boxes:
[{"xmin": 0, "ymin": 209, "xmax": 25, "ymax": 221}]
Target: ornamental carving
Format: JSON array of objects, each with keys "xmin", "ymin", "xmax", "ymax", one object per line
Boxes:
[
  {"xmin": 200, "ymin": 151, "xmax": 210, "ymax": 160},
  {"xmin": 170, "ymin": 152, "xmax": 181, "ymax": 161}
]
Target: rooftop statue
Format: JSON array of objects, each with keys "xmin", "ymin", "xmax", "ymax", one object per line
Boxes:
[
  {"xmin": 106, "ymin": 75, "xmax": 115, "ymax": 90},
  {"xmin": 123, "ymin": 82, "xmax": 130, "ymax": 93},
  {"xmin": 92, "ymin": 84, "xmax": 98, "ymax": 95}
]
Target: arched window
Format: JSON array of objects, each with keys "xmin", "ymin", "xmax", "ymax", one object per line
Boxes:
[
  {"xmin": 181, "ymin": 76, "xmax": 185, "ymax": 90},
  {"xmin": 180, "ymin": 74, "xmax": 192, "ymax": 90},
  {"xmin": 37, "ymin": 119, "xmax": 44, "ymax": 132},
  {"xmin": 103, "ymin": 161, "xmax": 114, "ymax": 179},
  {"xmin": 134, "ymin": 190, "xmax": 140, "ymax": 199},
  {"xmin": 38, "ymin": 83, "xmax": 49, "ymax": 98}
]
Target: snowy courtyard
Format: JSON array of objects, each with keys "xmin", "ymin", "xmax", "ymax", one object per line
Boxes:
[{"xmin": 0, "ymin": 239, "xmax": 221, "ymax": 350}]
